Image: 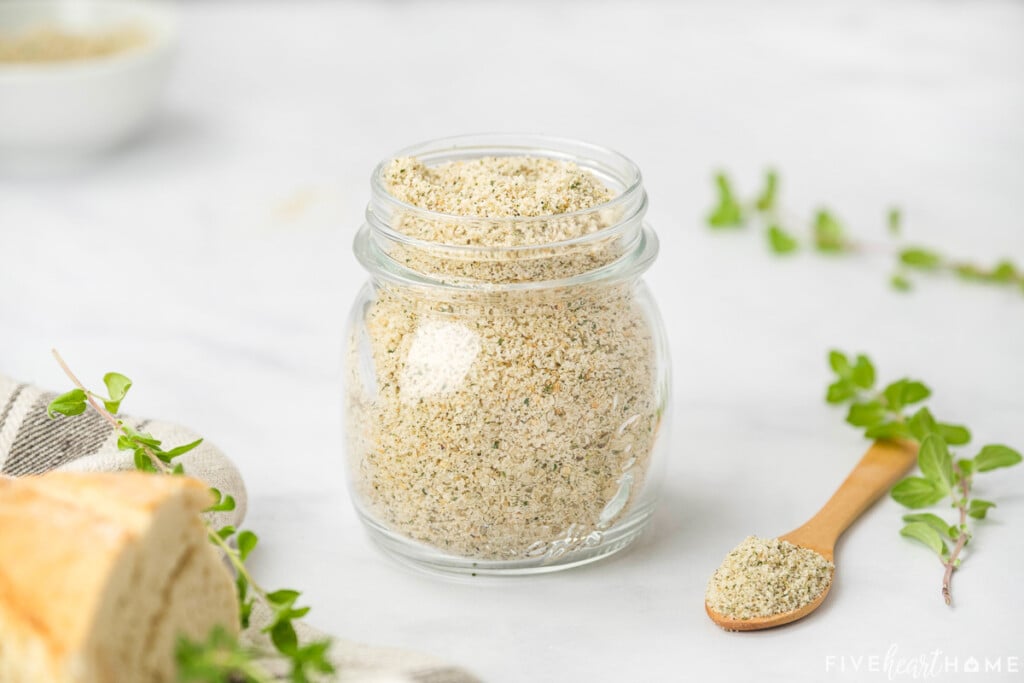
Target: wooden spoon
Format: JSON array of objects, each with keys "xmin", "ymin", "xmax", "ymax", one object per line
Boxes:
[{"xmin": 706, "ymin": 439, "xmax": 918, "ymax": 631}]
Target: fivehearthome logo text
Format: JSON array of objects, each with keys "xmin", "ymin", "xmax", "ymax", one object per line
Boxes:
[{"xmin": 825, "ymin": 644, "xmax": 1020, "ymax": 679}]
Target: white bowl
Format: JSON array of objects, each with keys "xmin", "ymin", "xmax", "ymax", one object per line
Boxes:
[{"xmin": 0, "ymin": 0, "xmax": 178, "ymax": 172}]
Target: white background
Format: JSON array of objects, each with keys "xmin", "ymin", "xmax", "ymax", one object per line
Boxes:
[{"xmin": 1, "ymin": 1, "xmax": 1022, "ymax": 681}]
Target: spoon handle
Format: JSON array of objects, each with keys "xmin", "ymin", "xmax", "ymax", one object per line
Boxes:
[{"xmin": 782, "ymin": 440, "xmax": 919, "ymax": 559}]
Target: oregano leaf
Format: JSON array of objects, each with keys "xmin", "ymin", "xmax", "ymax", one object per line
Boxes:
[
  {"xmin": 900, "ymin": 522, "xmax": 948, "ymax": 556},
  {"xmin": 902, "ymin": 513, "xmax": 953, "ymax": 540},
  {"xmin": 102, "ymin": 372, "xmax": 132, "ymax": 413},
  {"xmin": 917, "ymin": 434, "xmax": 954, "ymax": 494},
  {"xmin": 967, "ymin": 499, "xmax": 996, "ymax": 520},
  {"xmin": 937, "ymin": 423, "xmax": 971, "ymax": 446},
  {"xmin": 851, "ymin": 355, "xmax": 875, "ymax": 390},
  {"xmin": 900, "ymin": 247, "xmax": 942, "ymax": 269},
  {"xmin": 766, "ymin": 225, "xmax": 798, "ymax": 254},
  {"xmin": 237, "ymin": 531, "xmax": 259, "ymax": 562},
  {"xmin": 828, "ymin": 350, "xmax": 851, "ymax": 377},
  {"xmin": 708, "ymin": 173, "xmax": 745, "ymax": 228},
  {"xmin": 845, "ymin": 401, "xmax": 886, "ymax": 428},
  {"xmin": 755, "ymin": 170, "xmax": 778, "ymax": 212},
  {"xmin": 974, "ymin": 445, "xmax": 1023, "ymax": 472},
  {"xmin": 46, "ymin": 389, "xmax": 87, "ymax": 418},
  {"xmin": 891, "ymin": 477, "xmax": 946, "ymax": 509},
  {"xmin": 865, "ymin": 421, "xmax": 912, "ymax": 440},
  {"xmin": 269, "ymin": 620, "xmax": 298, "ymax": 656}
]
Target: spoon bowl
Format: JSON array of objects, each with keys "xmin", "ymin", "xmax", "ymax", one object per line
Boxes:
[{"xmin": 706, "ymin": 440, "xmax": 917, "ymax": 631}]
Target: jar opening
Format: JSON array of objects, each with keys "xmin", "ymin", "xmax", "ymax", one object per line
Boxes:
[{"xmin": 358, "ymin": 134, "xmax": 655, "ymax": 290}]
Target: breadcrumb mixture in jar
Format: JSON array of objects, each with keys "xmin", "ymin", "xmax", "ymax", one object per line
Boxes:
[{"xmin": 345, "ymin": 135, "xmax": 671, "ymax": 574}]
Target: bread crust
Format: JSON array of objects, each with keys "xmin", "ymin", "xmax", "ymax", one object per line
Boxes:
[{"xmin": 0, "ymin": 472, "xmax": 237, "ymax": 683}]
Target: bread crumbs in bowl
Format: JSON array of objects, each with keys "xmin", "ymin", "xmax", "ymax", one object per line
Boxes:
[{"xmin": 0, "ymin": 0, "xmax": 178, "ymax": 173}]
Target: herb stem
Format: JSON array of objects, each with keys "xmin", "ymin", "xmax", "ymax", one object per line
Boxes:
[
  {"xmin": 942, "ymin": 463, "xmax": 971, "ymax": 606},
  {"xmin": 206, "ymin": 528, "xmax": 268, "ymax": 603},
  {"xmin": 51, "ymin": 349, "xmax": 119, "ymax": 431},
  {"xmin": 51, "ymin": 349, "xmax": 171, "ymax": 474}
]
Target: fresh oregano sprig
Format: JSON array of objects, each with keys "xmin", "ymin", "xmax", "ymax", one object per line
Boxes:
[
  {"xmin": 46, "ymin": 350, "xmax": 335, "ymax": 682},
  {"xmin": 176, "ymin": 627, "xmax": 276, "ymax": 683},
  {"xmin": 826, "ymin": 350, "xmax": 1022, "ymax": 604},
  {"xmin": 707, "ymin": 170, "xmax": 1024, "ymax": 296}
]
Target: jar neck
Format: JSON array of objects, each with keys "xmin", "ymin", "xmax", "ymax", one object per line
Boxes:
[{"xmin": 355, "ymin": 134, "xmax": 657, "ymax": 292}]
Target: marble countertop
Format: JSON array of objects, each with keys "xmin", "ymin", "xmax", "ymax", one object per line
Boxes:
[{"xmin": 1, "ymin": 0, "xmax": 1022, "ymax": 680}]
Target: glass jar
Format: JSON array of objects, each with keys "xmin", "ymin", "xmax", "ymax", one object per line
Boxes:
[{"xmin": 344, "ymin": 134, "xmax": 671, "ymax": 575}]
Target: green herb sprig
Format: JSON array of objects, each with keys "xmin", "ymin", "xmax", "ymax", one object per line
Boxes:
[
  {"xmin": 826, "ymin": 350, "xmax": 1022, "ymax": 604},
  {"xmin": 46, "ymin": 351, "xmax": 335, "ymax": 682},
  {"xmin": 707, "ymin": 171, "xmax": 1024, "ymax": 295}
]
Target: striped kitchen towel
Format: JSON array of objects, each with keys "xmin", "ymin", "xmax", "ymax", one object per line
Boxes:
[
  {"xmin": 0, "ymin": 374, "xmax": 247, "ymax": 529},
  {"xmin": 0, "ymin": 373, "xmax": 481, "ymax": 683}
]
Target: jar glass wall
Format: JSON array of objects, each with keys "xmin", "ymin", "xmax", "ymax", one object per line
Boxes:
[{"xmin": 344, "ymin": 134, "xmax": 671, "ymax": 575}]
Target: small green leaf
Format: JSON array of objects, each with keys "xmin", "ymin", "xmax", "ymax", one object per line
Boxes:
[
  {"xmin": 973, "ymin": 444, "xmax": 1023, "ymax": 472},
  {"xmin": 883, "ymin": 379, "xmax": 930, "ymax": 411},
  {"xmin": 937, "ymin": 423, "xmax": 971, "ymax": 446},
  {"xmin": 907, "ymin": 407, "xmax": 938, "ymax": 441},
  {"xmin": 269, "ymin": 620, "xmax": 298, "ymax": 656},
  {"xmin": 901, "ymin": 380, "xmax": 931, "ymax": 406},
  {"xmin": 902, "ymin": 513, "xmax": 953, "ymax": 538},
  {"xmin": 826, "ymin": 380, "xmax": 855, "ymax": 404},
  {"xmin": 133, "ymin": 449, "xmax": 157, "ymax": 473},
  {"xmin": 294, "ymin": 639, "xmax": 336, "ymax": 675},
  {"xmin": 266, "ymin": 589, "xmax": 301, "ymax": 606},
  {"xmin": 239, "ymin": 598, "xmax": 254, "ymax": 630},
  {"xmin": 882, "ymin": 380, "xmax": 907, "ymax": 410},
  {"xmin": 207, "ymin": 494, "xmax": 236, "ymax": 513},
  {"xmin": 899, "ymin": 247, "xmax": 942, "ymax": 270},
  {"xmin": 165, "ymin": 438, "xmax": 203, "ymax": 459},
  {"xmin": 967, "ymin": 499, "xmax": 996, "ymax": 520},
  {"xmin": 237, "ymin": 531, "xmax": 259, "ymax": 562},
  {"xmin": 708, "ymin": 173, "xmax": 745, "ymax": 228},
  {"xmin": 918, "ymin": 434, "xmax": 954, "ymax": 494},
  {"xmin": 890, "ymin": 274, "xmax": 912, "ymax": 292},
  {"xmin": 846, "ymin": 401, "xmax": 887, "ymax": 428},
  {"xmin": 122, "ymin": 427, "xmax": 162, "ymax": 448},
  {"xmin": 850, "ymin": 355, "xmax": 876, "ymax": 390},
  {"xmin": 813, "ymin": 209, "xmax": 847, "ymax": 252},
  {"xmin": 755, "ymin": 170, "xmax": 778, "ymax": 212},
  {"xmin": 766, "ymin": 225, "xmax": 799, "ymax": 254},
  {"xmin": 891, "ymin": 476, "xmax": 947, "ymax": 508},
  {"xmin": 900, "ymin": 521, "xmax": 948, "ymax": 556},
  {"xmin": 47, "ymin": 389, "xmax": 88, "ymax": 418},
  {"xmin": 216, "ymin": 526, "xmax": 236, "ymax": 541},
  {"xmin": 101, "ymin": 372, "xmax": 132, "ymax": 413},
  {"xmin": 991, "ymin": 260, "xmax": 1017, "ymax": 282},
  {"xmin": 149, "ymin": 447, "xmax": 173, "ymax": 464},
  {"xmin": 828, "ymin": 350, "xmax": 851, "ymax": 378},
  {"xmin": 865, "ymin": 421, "xmax": 912, "ymax": 440},
  {"xmin": 957, "ymin": 458, "xmax": 974, "ymax": 476},
  {"xmin": 235, "ymin": 574, "xmax": 248, "ymax": 600},
  {"xmin": 887, "ymin": 207, "xmax": 902, "ymax": 235}
]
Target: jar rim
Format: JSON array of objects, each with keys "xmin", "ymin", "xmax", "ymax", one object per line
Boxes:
[
  {"xmin": 366, "ymin": 132, "xmax": 645, "ymax": 255},
  {"xmin": 353, "ymin": 222, "xmax": 660, "ymax": 292}
]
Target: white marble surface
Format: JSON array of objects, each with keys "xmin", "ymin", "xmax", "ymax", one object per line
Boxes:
[{"xmin": 2, "ymin": 0, "xmax": 1023, "ymax": 680}]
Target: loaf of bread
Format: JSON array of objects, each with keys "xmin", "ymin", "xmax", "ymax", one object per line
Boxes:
[{"xmin": 0, "ymin": 472, "xmax": 239, "ymax": 683}]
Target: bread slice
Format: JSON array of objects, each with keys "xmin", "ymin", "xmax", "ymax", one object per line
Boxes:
[{"xmin": 0, "ymin": 472, "xmax": 239, "ymax": 683}]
